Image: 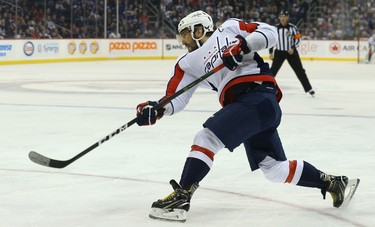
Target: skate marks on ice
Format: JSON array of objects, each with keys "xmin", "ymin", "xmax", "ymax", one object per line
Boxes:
[
  {"xmin": 0, "ymin": 168, "xmax": 367, "ymax": 227},
  {"xmin": 1, "ymin": 61, "xmax": 374, "ymax": 227}
]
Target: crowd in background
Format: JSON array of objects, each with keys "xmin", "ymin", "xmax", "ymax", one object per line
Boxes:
[
  {"xmin": 0, "ymin": 0, "xmax": 106, "ymax": 39},
  {"xmin": 0, "ymin": 0, "xmax": 373, "ymax": 40},
  {"xmin": 163, "ymin": 0, "xmax": 310, "ymax": 34},
  {"xmin": 303, "ymin": 0, "xmax": 374, "ymax": 40}
]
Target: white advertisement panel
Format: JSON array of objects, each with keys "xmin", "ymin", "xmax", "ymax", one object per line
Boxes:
[
  {"xmin": 105, "ymin": 39, "xmax": 162, "ymax": 58},
  {"xmin": 258, "ymin": 40, "xmax": 368, "ymax": 61},
  {"xmin": 0, "ymin": 39, "xmax": 368, "ymax": 64},
  {"xmin": 22, "ymin": 40, "xmax": 61, "ymax": 59},
  {"xmin": 65, "ymin": 40, "xmax": 101, "ymax": 57},
  {"xmin": 0, "ymin": 42, "xmax": 15, "ymax": 58},
  {"xmin": 162, "ymin": 39, "xmax": 187, "ymax": 58},
  {"xmin": 296, "ymin": 40, "xmax": 365, "ymax": 60}
]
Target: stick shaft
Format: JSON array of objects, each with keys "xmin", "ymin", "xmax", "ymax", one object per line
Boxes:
[{"xmin": 29, "ymin": 64, "xmax": 224, "ymax": 168}]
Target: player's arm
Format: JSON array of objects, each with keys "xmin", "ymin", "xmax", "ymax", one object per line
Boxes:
[
  {"xmin": 161, "ymin": 61, "xmax": 198, "ymax": 115},
  {"xmin": 241, "ymin": 22, "xmax": 278, "ymax": 52},
  {"xmin": 291, "ymin": 24, "xmax": 302, "ymax": 50},
  {"xmin": 222, "ymin": 20, "xmax": 278, "ymax": 70},
  {"xmin": 136, "ymin": 59, "xmax": 197, "ymax": 126}
]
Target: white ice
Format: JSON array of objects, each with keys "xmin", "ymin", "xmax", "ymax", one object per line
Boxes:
[{"xmin": 0, "ymin": 60, "xmax": 374, "ymax": 227}]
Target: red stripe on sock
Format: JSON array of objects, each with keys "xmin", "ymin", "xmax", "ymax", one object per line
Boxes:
[
  {"xmin": 285, "ymin": 160, "xmax": 297, "ymax": 183},
  {"xmin": 191, "ymin": 145, "xmax": 215, "ymax": 161}
]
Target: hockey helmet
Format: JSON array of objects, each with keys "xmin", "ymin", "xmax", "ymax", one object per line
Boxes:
[
  {"xmin": 177, "ymin": 10, "xmax": 214, "ymax": 47},
  {"xmin": 279, "ymin": 10, "xmax": 289, "ymax": 16},
  {"xmin": 178, "ymin": 10, "xmax": 214, "ymax": 34}
]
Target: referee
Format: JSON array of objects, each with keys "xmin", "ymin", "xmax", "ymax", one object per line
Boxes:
[{"xmin": 269, "ymin": 10, "xmax": 315, "ymax": 96}]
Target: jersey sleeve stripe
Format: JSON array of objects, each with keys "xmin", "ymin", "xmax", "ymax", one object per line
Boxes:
[
  {"xmin": 166, "ymin": 63, "xmax": 185, "ymax": 97},
  {"xmin": 238, "ymin": 21, "xmax": 259, "ymax": 33}
]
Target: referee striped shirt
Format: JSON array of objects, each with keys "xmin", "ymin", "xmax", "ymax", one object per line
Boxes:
[{"xmin": 272, "ymin": 23, "xmax": 301, "ymax": 51}]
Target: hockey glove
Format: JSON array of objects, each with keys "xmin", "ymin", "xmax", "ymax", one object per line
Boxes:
[
  {"xmin": 222, "ymin": 35, "xmax": 251, "ymax": 71},
  {"xmin": 136, "ymin": 101, "xmax": 165, "ymax": 126}
]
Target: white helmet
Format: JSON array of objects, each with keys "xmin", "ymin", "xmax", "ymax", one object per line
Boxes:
[
  {"xmin": 177, "ymin": 10, "xmax": 214, "ymax": 47},
  {"xmin": 178, "ymin": 10, "xmax": 214, "ymax": 34}
]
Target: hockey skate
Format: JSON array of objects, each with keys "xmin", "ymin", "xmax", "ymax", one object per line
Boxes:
[
  {"xmin": 149, "ymin": 179, "xmax": 199, "ymax": 223},
  {"xmin": 320, "ymin": 173, "xmax": 360, "ymax": 208}
]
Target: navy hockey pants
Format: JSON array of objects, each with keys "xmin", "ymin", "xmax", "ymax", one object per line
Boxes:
[{"xmin": 203, "ymin": 83, "xmax": 287, "ymax": 171}]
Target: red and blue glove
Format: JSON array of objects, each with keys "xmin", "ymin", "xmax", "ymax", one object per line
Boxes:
[
  {"xmin": 222, "ymin": 35, "xmax": 251, "ymax": 71},
  {"xmin": 136, "ymin": 101, "xmax": 165, "ymax": 126}
]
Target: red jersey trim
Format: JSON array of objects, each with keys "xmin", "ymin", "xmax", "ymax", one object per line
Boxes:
[
  {"xmin": 238, "ymin": 21, "xmax": 259, "ymax": 33},
  {"xmin": 219, "ymin": 75, "xmax": 282, "ymax": 106},
  {"xmin": 166, "ymin": 63, "xmax": 185, "ymax": 97}
]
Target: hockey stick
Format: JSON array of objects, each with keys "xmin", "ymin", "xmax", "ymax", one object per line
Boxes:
[{"xmin": 28, "ymin": 63, "xmax": 225, "ymax": 168}]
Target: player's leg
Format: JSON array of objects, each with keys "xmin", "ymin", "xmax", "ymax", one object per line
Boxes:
[
  {"xmin": 149, "ymin": 127, "xmax": 225, "ymax": 222},
  {"xmin": 149, "ymin": 178, "xmax": 199, "ymax": 222},
  {"xmin": 244, "ymin": 129, "xmax": 349, "ymax": 208},
  {"xmin": 149, "ymin": 84, "xmax": 281, "ymax": 221},
  {"xmin": 270, "ymin": 50, "xmax": 287, "ymax": 76},
  {"xmin": 286, "ymin": 51, "xmax": 314, "ymax": 95},
  {"xmin": 179, "ymin": 127, "xmax": 225, "ymax": 186},
  {"xmin": 368, "ymin": 45, "xmax": 373, "ymax": 63}
]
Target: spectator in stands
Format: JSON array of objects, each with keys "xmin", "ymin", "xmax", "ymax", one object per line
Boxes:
[{"xmin": 0, "ymin": 0, "xmax": 372, "ymax": 40}]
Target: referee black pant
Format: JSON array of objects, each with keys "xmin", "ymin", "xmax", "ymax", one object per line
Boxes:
[{"xmin": 270, "ymin": 49, "xmax": 312, "ymax": 92}]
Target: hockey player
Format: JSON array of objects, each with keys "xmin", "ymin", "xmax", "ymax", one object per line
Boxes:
[
  {"xmin": 366, "ymin": 32, "xmax": 375, "ymax": 63},
  {"xmin": 136, "ymin": 10, "xmax": 358, "ymax": 222}
]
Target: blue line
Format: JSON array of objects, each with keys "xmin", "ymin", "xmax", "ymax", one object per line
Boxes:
[{"xmin": 1, "ymin": 102, "xmax": 374, "ymax": 119}]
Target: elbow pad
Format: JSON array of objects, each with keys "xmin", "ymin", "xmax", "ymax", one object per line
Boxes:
[{"xmin": 245, "ymin": 27, "xmax": 278, "ymax": 52}]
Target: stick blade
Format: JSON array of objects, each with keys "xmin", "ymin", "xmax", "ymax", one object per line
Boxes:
[
  {"xmin": 28, "ymin": 151, "xmax": 69, "ymax": 169},
  {"xmin": 29, "ymin": 151, "xmax": 51, "ymax": 166}
]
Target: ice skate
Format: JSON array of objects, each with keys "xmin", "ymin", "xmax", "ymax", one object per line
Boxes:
[
  {"xmin": 320, "ymin": 173, "xmax": 360, "ymax": 208},
  {"xmin": 149, "ymin": 179, "xmax": 199, "ymax": 222}
]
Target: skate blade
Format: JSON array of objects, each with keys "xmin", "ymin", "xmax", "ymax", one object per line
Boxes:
[
  {"xmin": 341, "ymin": 178, "xmax": 360, "ymax": 208},
  {"xmin": 149, "ymin": 208, "xmax": 187, "ymax": 223}
]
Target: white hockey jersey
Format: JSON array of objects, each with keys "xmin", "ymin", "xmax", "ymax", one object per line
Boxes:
[{"xmin": 162, "ymin": 19, "xmax": 279, "ymax": 115}]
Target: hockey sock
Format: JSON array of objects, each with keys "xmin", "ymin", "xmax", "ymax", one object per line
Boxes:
[
  {"xmin": 296, "ymin": 161, "xmax": 325, "ymax": 189},
  {"xmin": 179, "ymin": 157, "xmax": 210, "ymax": 189},
  {"xmin": 178, "ymin": 128, "xmax": 223, "ymax": 188}
]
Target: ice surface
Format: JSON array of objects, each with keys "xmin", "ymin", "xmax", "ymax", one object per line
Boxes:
[{"xmin": 0, "ymin": 60, "xmax": 374, "ymax": 227}]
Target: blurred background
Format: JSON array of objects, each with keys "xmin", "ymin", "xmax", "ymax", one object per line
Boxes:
[
  {"xmin": 0, "ymin": 0, "xmax": 373, "ymax": 40},
  {"xmin": 1, "ymin": 1, "xmax": 374, "ymax": 226}
]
